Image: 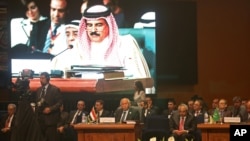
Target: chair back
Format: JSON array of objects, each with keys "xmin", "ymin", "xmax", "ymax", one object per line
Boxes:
[{"xmin": 144, "ymin": 115, "xmax": 169, "ymax": 131}]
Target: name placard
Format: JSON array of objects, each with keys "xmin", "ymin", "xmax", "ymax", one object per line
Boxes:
[
  {"xmin": 224, "ymin": 117, "xmax": 241, "ymax": 123},
  {"xmin": 99, "ymin": 117, "xmax": 115, "ymax": 123}
]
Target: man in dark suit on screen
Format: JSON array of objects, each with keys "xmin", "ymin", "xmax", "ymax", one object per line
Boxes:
[
  {"xmin": 36, "ymin": 72, "xmax": 63, "ymax": 141},
  {"xmin": 114, "ymin": 98, "xmax": 140, "ymax": 123},
  {"xmin": 30, "ymin": 0, "xmax": 68, "ymax": 55}
]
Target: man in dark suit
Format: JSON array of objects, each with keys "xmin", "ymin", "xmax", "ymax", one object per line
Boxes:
[
  {"xmin": 68, "ymin": 100, "xmax": 89, "ymax": 125},
  {"xmin": 145, "ymin": 96, "xmax": 160, "ymax": 116},
  {"xmin": 169, "ymin": 103, "xmax": 197, "ymax": 141},
  {"xmin": 114, "ymin": 98, "xmax": 140, "ymax": 123},
  {"xmin": 65, "ymin": 100, "xmax": 88, "ymax": 141},
  {"xmin": 0, "ymin": 103, "xmax": 16, "ymax": 141},
  {"xmin": 229, "ymin": 96, "xmax": 247, "ymax": 122},
  {"xmin": 36, "ymin": 72, "xmax": 63, "ymax": 141},
  {"xmin": 191, "ymin": 99, "xmax": 207, "ymax": 141},
  {"xmin": 218, "ymin": 98, "xmax": 232, "ymax": 119},
  {"xmin": 140, "ymin": 96, "xmax": 159, "ymax": 123},
  {"xmin": 95, "ymin": 99, "xmax": 111, "ymax": 118},
  {"xmin": 162, "ymin": 98, "xmax": 177, "ymax": 119}
]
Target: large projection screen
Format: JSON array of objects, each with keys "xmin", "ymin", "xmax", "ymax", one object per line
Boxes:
[{"xmin": 8, "ymin": 0, "xmax": 156, "ymax": 94}]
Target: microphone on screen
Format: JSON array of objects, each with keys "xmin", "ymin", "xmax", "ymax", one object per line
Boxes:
[{"xmin": 50, "ymin": 45, "xmax": 74, "ymax": 60}]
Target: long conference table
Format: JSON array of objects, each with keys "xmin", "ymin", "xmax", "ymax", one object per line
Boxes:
[
  {"xmin": 73, "ymin": 123, "xmax": 143, "ymax": 141},
  {"xmin": 12, "ymin": 77, "xmax": 154, "ymax": 93},
  {"xmin": 197, "ymin": 123, "xmax": 230, "ymax": 141}
]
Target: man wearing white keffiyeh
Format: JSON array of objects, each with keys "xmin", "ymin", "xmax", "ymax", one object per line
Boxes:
[{"xmin": 78, "ymin": 4, "xmax": 151, "ymax": 78}]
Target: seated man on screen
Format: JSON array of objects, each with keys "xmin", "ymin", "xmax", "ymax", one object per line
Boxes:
[
  {"xmin": 50, "ymin": 20, "xmax": 84, "ymax": 73},
  {"xmin": 78, "ymin": 4, "xmax": 151, "ymax": 78}
]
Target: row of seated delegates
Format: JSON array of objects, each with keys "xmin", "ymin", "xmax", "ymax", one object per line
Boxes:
[
  {"xmin": 10, "ymin": 0, "xmax": 48, "ymax": 48},
  {"xmin": 57, "ymin": 99, "xmax": 114, "ymax": 141},
  {"xmin": 204, "ymin": 96, "xmax": 250, "ymax": 123},
  {"xmin": 56, "ymin": 98, "xmax": 250, "ymax": 141},
  {"xmin": 0, "ymin": 104, "xmax": 16, "ymax": 141},
  {"xmin": 81, "ymin": 0, "xmax": 126, "ymax": 28}
]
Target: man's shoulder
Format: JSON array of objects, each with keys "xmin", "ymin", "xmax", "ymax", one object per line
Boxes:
[
  {"xmin": 119, "ymin": 34, "xmax": 136, "ymax": 42},
  {"xmin": 48, "ymin": 83, "xmax": 60, "ymax": 90},
  {"xmin": 129, "ymin": 107, "xmax": 139, "ymax": 113},
  {"xmin": 118, "ymin": 34, "xmax": 140, "ymax": 51},
  {"xmin": 35, "ymin": 19, "xmax": 50, "ymax": 28}
]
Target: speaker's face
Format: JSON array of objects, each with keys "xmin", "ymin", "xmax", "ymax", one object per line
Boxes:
[{"xmin": 40, "ymin": 74, "xmax": 49, "ymax": 86}]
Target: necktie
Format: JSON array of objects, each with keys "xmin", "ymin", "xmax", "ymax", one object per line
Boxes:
[
  {"xmin": 40, "ymin": 87, "xmax": 45, "ymax": 98},
  {"xmin": 43, "ymin": 33, "xmax": 51, "ymax": 53},
  {"xmin": 5, "ymin": 115, "xmax": 11, "ymax": 128},
  {"xmin": 43, "ymin": 25, "xmax": 59, "ymax": 53},
  {"xmin": 220, "ymin": 111, "xmax": 224, "ymax": 117},
  {"xmin": 120, "ymin": 111, "xmax": 127, "ymax": 122},
  {"xmin": 97, "ymin": 111, "xmax": 100, "ymax": 118},
  {"xmin": 179, "ymin": 117, "xmax": 184, "ymax": 130},
  {"xmin": 72, "ymin": 111, "xmax": 79, "ymax": 124},
  {"xmin": 52, "ymin": 25, "xmax": 58, "ymax": 37},
  {"xmin": 97, "ymin": 112, "xmax": 100, "ymax": 123}
]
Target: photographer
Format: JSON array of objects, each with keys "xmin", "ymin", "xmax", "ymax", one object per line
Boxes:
[{"xmin": 11, "ymin": 69, "xmax": 45, "ymax": 141}]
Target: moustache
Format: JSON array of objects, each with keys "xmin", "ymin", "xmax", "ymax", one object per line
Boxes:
[{"xmin": 90, "ymin": 31, "xmax": 100, "ymax": 36}]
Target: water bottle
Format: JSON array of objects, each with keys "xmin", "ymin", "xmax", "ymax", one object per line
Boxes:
[
  {"xmin": 204, "ymin": 112, "xmax": 209, "ymax": 124},
  {"xmin": 82, "ymin": 113, "xmax": 86, "ymax": 123}
]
